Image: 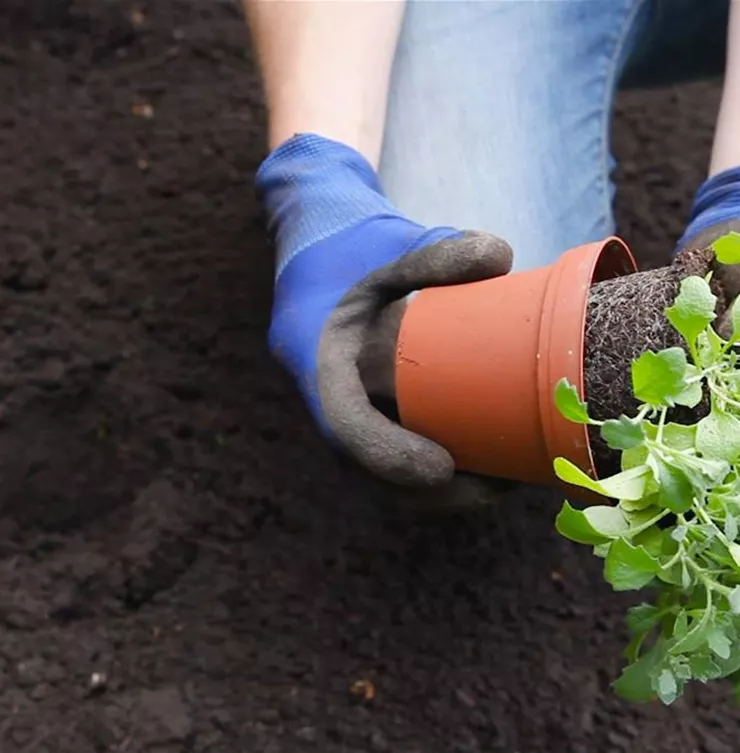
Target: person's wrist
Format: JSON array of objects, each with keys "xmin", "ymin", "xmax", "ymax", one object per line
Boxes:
[
  {"xmin": 266, "ymin": 117, "xmax": 382, "ymax": 168},
  {"xmin": 678, "ymin": 166, "xmax": 740, "ymax": 249},
  {"xmin": 255, "ymin": 133, "xmax": 383, "ymax": 200}
]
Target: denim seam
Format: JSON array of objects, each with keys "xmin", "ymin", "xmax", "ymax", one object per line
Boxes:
[{"xmin": 598, "ymin": 0, "xmax": 651, "ymax": 239}]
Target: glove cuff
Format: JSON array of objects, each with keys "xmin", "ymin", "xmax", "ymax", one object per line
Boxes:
[
  {"xmin": 255, "ymin": 133, "xmax": 399, "ymax": 278},
  {"xmin": 678, "ymin": 166, "xmax": 740, "ymax": 249},
  {"xmin": 255, "ymin": 133, "xmax": 384, "ymax": 196}
]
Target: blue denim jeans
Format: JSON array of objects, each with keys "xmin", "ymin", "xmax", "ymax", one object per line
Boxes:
[{"xmin": 378, "ymin": 0, "xmax": 730, "ymax": 271}]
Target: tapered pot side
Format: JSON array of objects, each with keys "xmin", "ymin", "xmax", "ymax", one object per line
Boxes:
[{"xmin": 395, "ymin": 237, "xmax": 638, "ymax": 491}]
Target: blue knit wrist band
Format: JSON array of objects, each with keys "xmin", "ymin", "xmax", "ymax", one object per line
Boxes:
[{"xmin": 678, "ymin": 166, "xmax": 740, "ymax": 249}]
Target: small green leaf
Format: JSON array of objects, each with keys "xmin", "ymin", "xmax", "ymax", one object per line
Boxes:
[
  {"xmin": 597, "ymin": 467, "xmax": 652, "ymax": 502},
  {"xmin": 624, "ymin": 632, "xmax": 647, "ymax": 664},
  {"xmin": 698, "ymin": 326, "xmax": 725, "ymax": 363},
  {"xmin": 632, "ymin": 524, "xmax": 663, "ymax": 556},
  {"xmin": 655, "ymin": 668, "xmax": 678, "ymax": 704},
  {"xmin": 706, "ymin": 539, "xmax": 735, "ymax": 569},
  {"xmin": 670, "ymin": 607, "xmax": 715, "ymax": 655},
  {"xmin": 715, "ymin": 611, "xmax": 737, "ymax": 638},
  {"xmin": 679, "ymin": 455, "xmax": 731, "ymax": 490},
  {"xmin": 708, "ymin": 627, "xmax": 732, "ymax": 660},
  {"xmin": 601, "ymin": 415, "xmax": 646, "ymax": 450},
  {"xmin": 622, "ymin": 444, "xmax": 650, "ymax": 472},
  {"xmin": 620, "ymin": 494, "xmax": 657, "ymax": 513},
  {"xmin": 553, "ymin": 458, "xmax": 603, "ymax": 494},
  {"xmin": 625, "ymin": 506, "xmax": 663, "ymax": 529},
  {"xmin": 712, "ymin": 231, "xmax": 740, "ymax": 265},
  {"xmin": 657, "ymin": 562, "xmax": 684, "ymax": 586},
  {"xmin": 604, "ymin": 538, "xmax": 660, "ymax": 591},
  {"xmin": 554, "ymin": 379, "xmax": 591, "ymax": 424},
  {"xmin": 710, "ymin": 489, "xmax": 740, "ymax": 518},
  {"xmin": 555, "ymin": 502, "xmax": 607, "ymax": 545},
  {"xmin": 714, "ymin": 642, "xmax": 740, "ymax": 676},
  {"xmin": 671, "ymin": 525, "xmax": 688, "ymax": 543},
  {"xmin": 662, "ymin": 423, "xmax": 698, "ymax": 451},
  {"xmin": 729, "ymin": 542, "xmax": 740, "ymax": 569},
  {"xmin": 631, "ymin": 348, "xmax": 689, "ymax": 408},
  {"xmin": 670, "ymin": 657, "xmax": 692, "ymax": 682},
  {"xmin": 729, "ymin": 587, "xmax": 740, "ymax": 615},
  {"xmin": 689, "ymin": 651, "xmax": 722, "ymax": 682},
  {"xmin": 697, "ymin": 409, "xmax": 740, "ymax": 462},
  {"xmin": 726, "ymin": 514, "xmax": 739, "ymax": 543},
  {"xmin": 626, "ymin": 604, "xmax": 663, "ymax": 634},
  {"xmin": 593, "ymin": 542, "xmax": 611, "ymax": 558},
  {"xmin": 649, "ymin": 454, "xmax": 694, "ymax": 513},
  {"xmin": 555, "ymin": 502, "xmax": 629, "ymax": 545},
  {"xmin": 674, "ymin": 380, "xmax": 704, "ymax": 409},
  {"xmin": 553, "ymin": 457, "xmax": 650, "ymax": 501},
  {"xmin": 582, "ymin": 507, "xmax": 632, "ymax": 538},
  {"xmin": 698, "ymin": 523, "xmax": 719, "ymax": 542},
  {"xmin": 612, "ymin": 643, "xmax": 664, "ymax": 702},
  {"xmin": 665, "ymin": 275, "xmax": 717, "ymax": 346},
  {"xmin": 673, "ymin": 611, "xmax": 689, "ymax": 640}
]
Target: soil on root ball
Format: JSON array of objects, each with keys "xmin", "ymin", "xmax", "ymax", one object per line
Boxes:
[{"xmin": 585, "ymin": 246, "xmax": 729, "ymax": 477}]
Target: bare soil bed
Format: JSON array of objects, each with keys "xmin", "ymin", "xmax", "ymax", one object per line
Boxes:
[{"xmin": 0, "ymin": 1, "xmax": 738, "ymax": 751}]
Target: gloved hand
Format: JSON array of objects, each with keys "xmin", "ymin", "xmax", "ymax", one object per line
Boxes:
[
  {"xmin": 256, "ymin": 133, "xmax": 513, "ymax": 486},
  {"xmin": 676, "ymin": 166, "xmax": 740, "ymax": 337}
]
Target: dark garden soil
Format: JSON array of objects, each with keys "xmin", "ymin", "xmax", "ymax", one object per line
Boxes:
[{"xmin": 1, "ymin": 1, "xmax": 740, "ymax": 752}]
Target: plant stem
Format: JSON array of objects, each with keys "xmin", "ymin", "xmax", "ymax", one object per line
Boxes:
[
  {"xmin": 685, "ymin": 548, "xmax": 734, "ymax": 597},
  {"xmin": 628, "ymin": 509, "xmax": 671, "ymax": 538},
  {"xmin": 662, "ymin": 547, "xmax": 684, "ymax": 571},
  {"xmin": 709, "ymin": 379, "xmax": 740, "ymax": 410},
  {"xmin": 657, "ymin": 407, "xmax": 668, "ymax": 443},
  {"xmin": 637, "ymin": 405, "xmax": 651, "ymax": 421}
]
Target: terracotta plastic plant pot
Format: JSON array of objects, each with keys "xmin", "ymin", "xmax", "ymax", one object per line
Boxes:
[{"xmin": 395, "ymin": 236, "xmax": 638, "ymax": 489}]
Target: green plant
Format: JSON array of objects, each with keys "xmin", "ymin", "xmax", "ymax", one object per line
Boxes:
[{"xmin": 553, "ymin": 232, "xmax": 740, "ymax": 705}]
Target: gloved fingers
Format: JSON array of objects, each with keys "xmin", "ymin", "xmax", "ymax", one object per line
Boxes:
[
  {"xmin": 318, "ymin": 296, "xmax": 455, "ymax": 486},
  {"xmin": 320, "ymin": 357, "xmax": 456, "ymax": 486},
  {"xmin": 715, "ymin": 305, "xmax": 736, "ymax": 341},
  {"xmin": 379, "ymin": 230, "xmax": 514, "ymax": 293},
  {"xmin": 716, "ymin": 256, "xmax": 740, "ymax": 304}
]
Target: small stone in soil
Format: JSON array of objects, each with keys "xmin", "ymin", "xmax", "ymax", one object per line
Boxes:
[
  {"xmin": 89, "ymin": 671, "xmax": 108, "ymax": 694},
  {"xmin": 349, "ymin": 678, "xmax": 375, "ymax": 701},
  {"xmin": 295, "ymin": 726, "xmax": 317, "ymax": 744}
]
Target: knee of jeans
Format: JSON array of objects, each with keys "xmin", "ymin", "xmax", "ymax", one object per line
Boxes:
[
  {"xmin": 505, "ymin": 210, "xmax": 616, "ymax": 273},
  {"xmin": 380, "ymin": 156, "xmax": 614, "ymax": 273}
]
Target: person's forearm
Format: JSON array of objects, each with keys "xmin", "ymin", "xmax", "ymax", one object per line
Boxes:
[
  {"xmin": 243, "ymin": 0, "xmax": 405, "ymax": 168},
  {"xmin": 710, "ymin": 1, "xmax": 740, "ymax": 176}
]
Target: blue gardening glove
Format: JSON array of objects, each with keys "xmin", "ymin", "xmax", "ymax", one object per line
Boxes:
[
  {"xmin": 255, "ymin": 134, "xmax": 513, "ymax": 486},
  {"xmin": 676, "ymin": 166, "xmax": 740, "ymax": 336}
]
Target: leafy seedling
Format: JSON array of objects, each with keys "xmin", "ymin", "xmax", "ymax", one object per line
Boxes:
[{"xmin": 553, "ymin": 234, "xmax": 740, "ymax": 705}]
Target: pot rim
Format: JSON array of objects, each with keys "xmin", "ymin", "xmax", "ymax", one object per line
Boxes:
[{"xmin": 537, "ymin": 235, "xmax": 638, "ymax": 484}]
